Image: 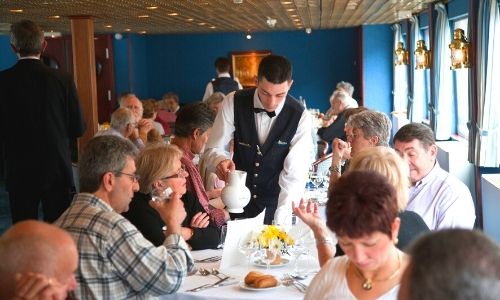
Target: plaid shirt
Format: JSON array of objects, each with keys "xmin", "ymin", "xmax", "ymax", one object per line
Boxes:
[{"xmin": 55, "ymin": 193, "xmax": 194, "ymax": 300}]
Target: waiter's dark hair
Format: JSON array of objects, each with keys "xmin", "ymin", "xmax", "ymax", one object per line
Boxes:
[{"xmin": 257, "ymin": 55, "xmax": 292, "ymax": 84}]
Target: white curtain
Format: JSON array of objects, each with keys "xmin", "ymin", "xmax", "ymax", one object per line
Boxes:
[
  {"xmin": 392, "ymin": 24, "xmax": 408, "ymax": 113},
  {"xmin": 433, "ymin": 3, "xmax": 453, "ymax": 140},
  {"xmin": 472, "ymin": 0, "xmax": 500, "ymax": 166},
  {"xmin": 409, "ymin": 16, "xmax": 427, "ymax": 122}
]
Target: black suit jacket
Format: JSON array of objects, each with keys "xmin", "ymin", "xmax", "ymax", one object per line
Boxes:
[{"xmin": 0, "ymin": 59, "xmax": 85, "ymax": 191}]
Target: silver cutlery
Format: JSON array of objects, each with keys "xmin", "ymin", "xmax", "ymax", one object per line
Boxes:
[
  {"xmin": 186, "ymin": 276, "xmax": 231, "ymax": 292},
  {"xmin": 194, "ymin": 255, "xmax": 222, "ymax": 263}
]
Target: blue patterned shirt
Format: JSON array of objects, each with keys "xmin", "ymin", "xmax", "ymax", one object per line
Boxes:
[{"xmin": 55, "ymin": 193, "xmax": 194, "ymax": 299}]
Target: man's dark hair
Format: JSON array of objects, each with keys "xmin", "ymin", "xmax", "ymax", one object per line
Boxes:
[
  {"xmin": 257, "ymin": 55, "xmax": 292, "ymax": 84},
  {"xmin": 174, "ymin": 102, "xmax": 215, "ymax": 137},
  {"xmin": 393, "ymin": 123, "xmax": 435, "ymax": 150},
  {"xmin": 405, "ymin": 229, "xmax": 500, "ymax": 300},
  {"xmin": 214, "ymin": 57, "xmax": 231, "ymax": 73},
  {"xmin": 10, "ymin": 20, "xmax": 45, "ymax": 57}
]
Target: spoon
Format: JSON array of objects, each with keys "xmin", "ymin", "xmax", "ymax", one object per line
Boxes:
[
  {"xmin": 211, "ymin": 268, "xmax": 229, "ymax": 279},
  {"xmin": 291, "ymin": 273, "xmax": 308, "ymax": 280},
  {"xmin": 198, "ymin": 268, "xmax": 211, "ymax": 276}
]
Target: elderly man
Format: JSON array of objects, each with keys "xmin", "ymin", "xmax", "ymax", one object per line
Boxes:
[
  {"xmin": 398, "ymin": 229, "xmax": 500, "ymax": 300},
  {"xmin": 202, "ymin": 57, "xmax": 242, "ymax": 100},
  {"xmin": 0, "ymin": 220, "xmax": 78, "ymax": 299},
  {"xmin": 317, "ymin": 89, "xmax": 358, "ymax": 146},
  {"xmin": 393, "ymin": 123, "xmax": 475, "ymax": 230},
  {"xmin": 95, "ymin": 107, "xmax": 144, "ymax": 150},
  {"xmin": 54, "ymin": 135, "xmax": 193, "ymax": 299},
  {"xmin": 203, "ymin": 54, "xmax": 313, "ymax": 225},
  {"xmin": 119, "ymin": 92, "xmax": 152, "ymax": 143},
  {"xmin": 0, "ymin": 20, "xmax": 85, "ymax": 223},
  {"xmin": 329, "ymin": 110, "xmax": 392, "ymax": 183}
]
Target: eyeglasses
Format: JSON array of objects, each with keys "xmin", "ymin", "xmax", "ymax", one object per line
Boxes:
[
  {"xmin": 346, "ymin": 133, "xmax": 359, "ymax": 142},
  {"xmin": 115, "ymin": 171, "xmax": 140, "ymax": 183},
  {"xmin": 160, "ymin": 166, "xmax": 187, "ymax": 180}
]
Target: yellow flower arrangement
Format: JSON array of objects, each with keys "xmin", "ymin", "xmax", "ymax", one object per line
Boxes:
[{"xmin": 252, "ymin": 225, "xmax": 294, "ymax": 255}]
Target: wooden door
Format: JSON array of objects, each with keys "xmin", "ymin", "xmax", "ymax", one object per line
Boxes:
[{"xmin": 43, "ymin": 34, "xmax": 115, "ymax": 124}]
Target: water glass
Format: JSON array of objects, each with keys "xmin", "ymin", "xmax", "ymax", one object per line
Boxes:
[{"xmin": 217, "ymin": 224, "xmax": 227, "ymax": 249}]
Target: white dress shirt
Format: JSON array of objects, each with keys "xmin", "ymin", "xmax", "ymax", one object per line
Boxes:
[
  {"xmin": 203, "ymin": 89, "xmax": 313, "ymax": 225},
  {"xmin": 202, "ymin": 72, "xmax": 243, "ymax": 101}
]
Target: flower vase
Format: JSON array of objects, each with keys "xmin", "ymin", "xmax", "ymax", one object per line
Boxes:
[{"xmin": 221, "ymin": 170, "xmax": 251, "ymax": 213}]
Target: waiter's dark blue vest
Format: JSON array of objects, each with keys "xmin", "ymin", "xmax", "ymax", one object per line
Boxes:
[
  {"xmin": 232, "ymin": 88, "xmax": 303, "ymax": 224},
  {"xmin": 212, "ymin": 77, "xmax": 239, "ymax": 95}
]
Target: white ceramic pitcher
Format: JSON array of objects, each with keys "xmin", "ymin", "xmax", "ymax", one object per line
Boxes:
[{"xmin": 221, "ymin": 170, "xmax": 251, "ymax": 213}]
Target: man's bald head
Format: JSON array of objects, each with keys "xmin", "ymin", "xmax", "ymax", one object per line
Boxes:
[{"xmin": 0, "ymin": 221, "xmax": 78, "ymax": 297}]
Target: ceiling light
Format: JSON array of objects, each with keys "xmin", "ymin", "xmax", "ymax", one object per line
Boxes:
[
  {"xmin": 266, "ymin": 17, "xmax": 277, "ymax": 28},
  {"xmin": 105, "ymin": 25, "xmax": 112, "ymax": 28},
  {"xmin": 397, "ymin": 10, "xmax": 412, "ymax": 20},
  {"xmin": 415, "ymin": 40, "xmax": 431, "ymax": 69},
  {"xmin": 9, "ymin": 9, "xmax": 23, "ymax": 13},
  {"xmin": 449, "ymin": 28, "xmax": 471, "ymax": 69},
  {"xmin": 48, "ymin": 15, "xmax": 60, "ymax": 19},
  {"xmin": 124, "ymin": 28, "xmax": 131, "ymax": 32},
  {"xmin": 282, "ymin": 1, "xmax": 293, "ymax": 4},
  {"xmin": 394, "ymin": 41, "xmax": 409, "ymax": 66},
  {"xmin": 146, "ymin": 6, "xmax": 158, "ymax": 10},
  {"xmin": 234, "ymin": 0, "xmax": 243, "ymax": 3},
  {"xmin": 346, "ymin": 0, "xmax": 362, "ymax": 10},
  {"xmin": 168, "ymin": 12, "xmax": 178, "ymax": 16},
  {"xmin": 138, "ymin": 15, "xmax": 149, "ymax": 18},
  {"xmin": 139, "ymin": 31, "xmax": 147, "ymax": 34},
  {"xmin": 246, "ymin": 34, "xmax": 252, "ymax": 39},
  {"xmin": 210, "ymin": 26, "xmax": 216, "ymax": 29},
  {"xmin": 305, "ymin": 28, "xmax": 312, "ymax": 34},
  {"xmin": 286, "ymin": 8, "xmax": 295, "ymax": 11},
  {"xmin": 186, "ymin": 18, "xmax": 194, "ymax": 21},
  {"xmin": 198, "ymin": 22, "xmax": 206, "ymax": 26}
]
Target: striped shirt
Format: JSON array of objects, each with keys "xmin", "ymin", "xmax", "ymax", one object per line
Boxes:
[{"xmin": 55, "ymin": 193, "xmax": 194, "ymax": 299}]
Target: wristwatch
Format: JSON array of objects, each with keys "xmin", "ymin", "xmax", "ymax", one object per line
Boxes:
[{"xmin": 329, "ymin": 165, "xmax": 341, "ymax": 174}]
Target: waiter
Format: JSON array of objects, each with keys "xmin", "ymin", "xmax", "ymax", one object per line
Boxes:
[{"xmin": 203, "ymin": 55, "xmax": 312, "ymax": 225}]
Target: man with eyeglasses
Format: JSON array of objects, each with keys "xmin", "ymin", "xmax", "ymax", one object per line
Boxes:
[{"xmin": 54, "ymin": 135, "xmax": 194, "ymax": 299}]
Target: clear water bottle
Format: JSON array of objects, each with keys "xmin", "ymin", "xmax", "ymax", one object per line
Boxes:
[{"xmin": 299, "ymin": 96, "xmax": 307, "ymax": 109}]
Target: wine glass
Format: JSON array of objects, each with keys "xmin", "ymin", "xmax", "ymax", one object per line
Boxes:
[
  {"xmin": 238, "ymin": 236, "xmax": 257, "ymax": 269},
  {"xmin": 150, "ymin": 187, "xmax": 172, "ymax": 203},
  {"xmin": 258, "ymin": 249, "xmax": 277, "ymax": 271}
]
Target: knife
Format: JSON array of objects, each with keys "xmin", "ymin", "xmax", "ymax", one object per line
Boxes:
[{"xmin": 186, "ymin": 276, "xmax": 231, "ymax": 292}]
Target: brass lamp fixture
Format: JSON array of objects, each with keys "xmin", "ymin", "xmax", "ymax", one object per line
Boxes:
[
  {"xmin": 414, "ymin": 40, "xmax": 430, "ymax": 69},
  {"xmin": 394, "ymin": 42, "xmax": 409, "ymax": 66},
  {"xmin": 449, "ymin": 28, "xmax": 471, "ymax": 69}
]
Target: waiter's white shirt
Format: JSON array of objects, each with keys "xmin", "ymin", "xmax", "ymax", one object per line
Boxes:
[{"xmin": 203, "ymin": 89, "xmax": 313, "ymax": 225}]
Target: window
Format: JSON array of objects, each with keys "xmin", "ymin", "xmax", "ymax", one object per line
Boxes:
[{"xmin": 452, "ymin": 18, "xmax": 469, "ymax": 138}]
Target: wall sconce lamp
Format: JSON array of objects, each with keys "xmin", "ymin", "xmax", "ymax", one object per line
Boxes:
[
  {"xmin": 394, "ymin": 42, "xmax": 409, "ymax": 66},
  {"xmin": 414, "ymin": 40, "xmax": 430, "ymax": 70},
  {"xmin": 449, "ymin": 28, "xmax": 471, "ymax": 69}
]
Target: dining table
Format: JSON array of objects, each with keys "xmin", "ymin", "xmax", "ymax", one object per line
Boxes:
[{"xmin": 158, "ymin": 247, "xmax": 319, "ymax": 300}]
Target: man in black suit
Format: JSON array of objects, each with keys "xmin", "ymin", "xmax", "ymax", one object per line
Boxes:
[{"xmin": 0, "ymin": 20, "xmax": 85, "ymax": 223}]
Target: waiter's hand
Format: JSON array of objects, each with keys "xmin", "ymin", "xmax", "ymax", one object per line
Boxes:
[{"xmin": 216, "ymin": 159, "xmax": 235, "ymax": 182}]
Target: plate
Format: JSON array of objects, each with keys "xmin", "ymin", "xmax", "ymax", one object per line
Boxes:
[
  {"xmin": 252, "ymin": 258, "xmax": 290, "ymax": 268},
  {"xmin": 239, "ymin": 281, "xmax": 281, "ymax": 291}
]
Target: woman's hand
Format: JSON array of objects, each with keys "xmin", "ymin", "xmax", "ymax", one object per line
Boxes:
[
  {"xmin": 292, "ymin": 199, "xmax": 323, "ymax": 233},
  {"xmin": 14, "ymin": 273, "xmax": 69, "ymax": 300},
  {"xmin": 190, "ymin": 212, "xmax": 210, "ymax": 228}
]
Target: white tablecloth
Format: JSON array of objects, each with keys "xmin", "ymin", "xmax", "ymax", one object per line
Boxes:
[{"xmin": 159, "ymin": 249, "xmax": 318, "ymax": 300}]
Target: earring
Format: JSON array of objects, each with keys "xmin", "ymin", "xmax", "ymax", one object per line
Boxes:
[{"xmin": 394, "ymin": 238, "xmax": 399, "ymax": 245}]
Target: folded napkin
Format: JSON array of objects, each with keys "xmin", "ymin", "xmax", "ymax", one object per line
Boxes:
[{"xmin": 219, "ymin": 210, "xmax": 265, "ymax": 270}]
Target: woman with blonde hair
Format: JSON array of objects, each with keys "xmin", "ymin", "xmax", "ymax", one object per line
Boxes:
[
  {"xmin": 123, "ymin": 144, "xmax": 220, "ymax": 250},
  {"xmin": 348, "ymin": 146, "xmax": 429, "ymax": 250}
]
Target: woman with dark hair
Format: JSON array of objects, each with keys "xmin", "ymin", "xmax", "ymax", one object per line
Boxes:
[{"xmin": 302, "ymin": 171, "xmax": 408, "ymax": 300}]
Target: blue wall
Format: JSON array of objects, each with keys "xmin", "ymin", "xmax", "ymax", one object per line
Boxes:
[
  {"xmin": 112, "ymin": 28, "xmax": 361, "ymax": 112},
  {"xmin": 0, "ymin": 35, "xmax": 17, "ymax": 70},
  {"xmin": 361, "ymin": 25, "xmax": 393, "ymax": 115}
]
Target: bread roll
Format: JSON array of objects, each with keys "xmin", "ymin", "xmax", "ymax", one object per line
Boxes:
[
  {"xmin": 253, "ymin": 275, "xmax": 278, "ymax": 288},
  {"xmin": 244, "ymin": 271, "xmax": 265, "ymax": 285}
]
